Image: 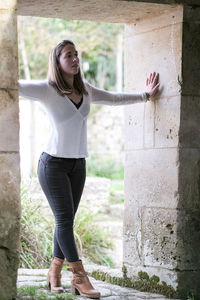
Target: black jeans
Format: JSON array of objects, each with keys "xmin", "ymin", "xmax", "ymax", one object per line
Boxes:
[{"xmin": 37, "ymin": 152, "xmax": 86, "ymax": 262}]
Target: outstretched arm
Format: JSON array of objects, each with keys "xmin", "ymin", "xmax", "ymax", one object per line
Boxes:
[
  {"xmin": 18, "ymin": 80, "xmax": 48, "ymax": 102},
  {"xmin": 88, "ymin": 72, "xmax": 160, "ymax": 106},
  {"xmin": 89, "ymin": 84, "xmax": 148, "ymax": 106}
]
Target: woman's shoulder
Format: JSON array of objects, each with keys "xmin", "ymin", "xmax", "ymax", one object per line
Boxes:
[
  {"xmin": 84, "ymin": 80, "xmax": 96, "ymax": 88},
  {"xmin": 83, "ymin": 81, "xmax": 98, "ymax": 94}
]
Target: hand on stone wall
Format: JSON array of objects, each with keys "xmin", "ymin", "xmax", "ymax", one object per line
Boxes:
[{"xmin": 146, "ymin": 72, "xmax": 160, "ymax": 101}]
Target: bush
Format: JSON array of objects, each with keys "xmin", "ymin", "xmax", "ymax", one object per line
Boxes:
[
  {"xmin": 20, "ymin": 185, "xmax": 54, "ymax": 268},
  {"xmin": 74, "ymin": 206, "xmax": 114, "ymax": 267},
  {"xmin": 20, "ymin": 183, "xmax": 114, "ymax": 268},
  {"xmin": 86, "ymin": 154, "xmax": 124, "ymax": 179}
]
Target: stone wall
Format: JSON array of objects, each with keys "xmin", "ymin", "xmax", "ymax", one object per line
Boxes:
[
  {"xmin": 123, "ymin": 4, "xmax": 200, "ymax": 296},
  {"xmin": 177, "ymin": 4, "xmax": 200, "ymax": 294},
  {"xmin": 0, "ymin": 0, "xmax": 21, "ymax": 299}
]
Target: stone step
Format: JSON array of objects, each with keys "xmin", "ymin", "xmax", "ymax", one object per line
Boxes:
[{"xmin": 17, "ymin": 268, "xmax": 183, "ymax": 300}]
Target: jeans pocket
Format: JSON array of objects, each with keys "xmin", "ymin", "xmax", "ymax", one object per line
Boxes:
[{"xmin": 81, "ymin": 158, "xmax": 86, "ymax": 168}]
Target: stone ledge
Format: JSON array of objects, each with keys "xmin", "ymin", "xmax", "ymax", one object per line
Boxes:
[{"xmin": 17, "ymin": 267, "xmax": 182, "ymax": 299}]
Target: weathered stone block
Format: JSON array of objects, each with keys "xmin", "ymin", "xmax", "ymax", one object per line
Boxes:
[
  {"xmin": 179, "ymin": 95, "xmax": 200, "ymax": 148},
  {"xmin": 0, "ymin": 0, "xmax": 17, "ymax": 10},
  {"xmin": 0, "ymin": 9, "xmax": 18, "ymax": 89},
  {"xmin": 143, "ymin": 207, "xmax": 200, "ymax": 271},
  {"xmin": 176, "ymin": 209, "xmax": 200, "ymax": 271},
  {"xmin": 124, "ymin": 21, "xmax": 182, "ymax": 98},
  {"xmin": 123, "ymin": 206, "xmax": 143, "ymax": 266},
  {"xmin": 143, "ymin": 208, "xmax": 177, "ymax": 269},
  {"xmin": 0, "ymin": 47, "xmax": 18, "ymax": 89},
  {"xmin": 124, "ymin": 148, "xmax": 179, "ymax": 208},
  {"xmin": 178, "ymin": 148, "xmax": 200, "ymax": 210},
  {"xmin": 0, "ymin": 10, "xmax": 17, "ymax": 48},
  {"xmin": 0, "ymin": 248, "xmax": 18, "ymax": 300},
  {"xmin": 0, "ymin": 216, "xmax": 20, "ymax": 299},
  {"xmin": 17, "ymin": 1, "xmax": 184, "ymax": 23},
  {"xmin": 182, "ymin": 20, "xmax": 200, "ymax": 96},
  {"xmin": 124, "ymin": 103, "xmax": 144, "ymax": 150},
  {"xmin": 177, "ymin": 270, "xmax": 200, "ymax": 297},
  {"xmin": 123, "ymin": 263, "xmax": 178, "ymax": 289},
  {"xmin": 155, "ymin": 96, "xmax": 180, "ymax": 148},
  {"xmin": 125, "ymin": 6, "xmax": 183, "ymax": 37},
  {"xmin": 0, "ymin": 89, "xmax": 19, "ymax": 151},
  {"xmin": 183, "ymin": 4, "xmax": 200, "ymax": 22},
  {"xmin": 144, "ymin": 101, "xmax": 154, "ymax": 148},
  {"xmin": 0, "ymin": 216, "xmax": 21, "ymax": 250},
  {"xmin": 0, "ymin": 153, "xmax": 20, "ymax": 216}
]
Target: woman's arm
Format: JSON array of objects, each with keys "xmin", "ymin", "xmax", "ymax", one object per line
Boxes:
[
  {"xmin": 88, "ymin": 83, "xmax": 148, "ymax": 106},
  {"xmin": 87, "ymin": 72, "xmax": 160, "ymax": 106},
  {"xmin": 18, "ymin": 80, "xmax": 48, "ymax": 101}
]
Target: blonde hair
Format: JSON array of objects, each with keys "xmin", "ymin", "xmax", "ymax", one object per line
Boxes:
[{"xmin": 48, "ymin": 39, "xmax": 88, "ymax": 96}]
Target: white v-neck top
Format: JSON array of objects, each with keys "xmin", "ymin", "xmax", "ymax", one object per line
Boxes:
[{"xmin": 18, "ymin": 80, "xmax": 148, "ymax": 158}]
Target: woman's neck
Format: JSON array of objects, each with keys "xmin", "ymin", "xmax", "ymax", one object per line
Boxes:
[{"xmin": 63, "ymin": 73, "xmax": 74, "ymax": 88}]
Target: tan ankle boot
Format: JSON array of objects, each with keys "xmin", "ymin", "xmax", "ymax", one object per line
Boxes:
[
  {"xmin": 69, "ymin": 260, "xmax": 100, "ymax": 299},
  {"xmin": 47, "ymin": 257, "xmax": 64, "ymax": 293}
]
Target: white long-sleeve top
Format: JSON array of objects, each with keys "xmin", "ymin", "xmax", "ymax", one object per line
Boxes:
[{"xmin": 18, "ymin": 80, "xmax": 148, "ymax": 158}]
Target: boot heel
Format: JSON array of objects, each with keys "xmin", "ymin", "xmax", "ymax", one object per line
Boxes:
[{"xmin": 71, "ymin": 285, "xmax": 80, "ymax": 295}]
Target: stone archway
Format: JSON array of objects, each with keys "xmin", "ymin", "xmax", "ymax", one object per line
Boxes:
[{"xmin": 0, "ymin": 1, "xmax": 200, "ymax": 299}]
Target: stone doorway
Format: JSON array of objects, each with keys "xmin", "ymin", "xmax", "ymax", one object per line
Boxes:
[{"xmin": 1, "ymin": 1, "xmax": 200, "ymax": 299}]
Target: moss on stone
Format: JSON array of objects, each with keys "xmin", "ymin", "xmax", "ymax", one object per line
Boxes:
[
  {"xmin": 122, "ymin": 264, "xmax": 128, "ymax": 279},
  {"xmin": 150, "ymin": 275, "xmax": 160, "ymax": 283},
  {"xmin": 90, "ymin": 266, "xmax": 178, "ymax": 299},
  {"xmin": 138, "ymin": 271, "xmax": 150, "ymax": 281}
]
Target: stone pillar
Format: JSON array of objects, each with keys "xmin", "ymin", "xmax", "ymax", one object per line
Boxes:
[
  {"xmin": 0, "ymin": 1, "xmax": 21, "ymax": 299},
  {"xmin": 123, "ymin": 4, "xmax": 200, "ymax": 297},
  {"xmin": 177, "ymin": 4, "xmax": 200, "ymax": 296}
]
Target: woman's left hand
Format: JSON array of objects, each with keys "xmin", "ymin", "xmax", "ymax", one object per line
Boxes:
[{"xmin": 146, "ymin": 72, "xmax": 160, "ymax": 101}]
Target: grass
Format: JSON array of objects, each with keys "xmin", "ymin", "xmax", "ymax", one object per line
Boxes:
[
  {"xmin": 20, "ymin": 183, "xmax": 114, "ymax": 269},
  {"xmin": 109, "ymin": 181, "xmax": 124, "ymax": 204},
  {"xmin": 18, "ymin": 286, "xmax": 38, "ymax": 297},
  {"xmin": 74, "ymin": 206, "xmax": 114, "ymax": 267},
  {"xmin": 20, "ymin": 185, "xmax": 54, "ymax": 268},
  {"xmin": 17, "ymin": 285, "xmax": 75, "ymax": 299}
]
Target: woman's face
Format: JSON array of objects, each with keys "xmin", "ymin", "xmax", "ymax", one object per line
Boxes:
[{"xmin": 58, "ymin": 43, "xmax": 80, "ymax": 77}]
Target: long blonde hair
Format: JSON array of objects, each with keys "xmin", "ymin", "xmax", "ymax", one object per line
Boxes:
[{"xmin": 48, "ymin": 39, "xmax": 88, "ymax": 96}]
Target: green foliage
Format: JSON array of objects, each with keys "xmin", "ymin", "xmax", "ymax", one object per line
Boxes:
[
  {"xmin": 20, "ymin": 185, "xmax": 54, "ymax": 268},
  {"xmin": 138, "ymin": 271, "xmax": 150, "ymax": 281},
  {"xmin": 18, "ymin": 285, "xmax": 38, "ymax": 297},
  {"xmin": 91, "ymin": 268, "xmax": 177, "ymax": 299},
  {"xmin": 20, "ymin": 183, "xmax": 114, "ymax": 268},
  {"xmin": 74, "ymin": 206, "xmax": 114, "ymax": 267},
  {"xmin": 187, "ymin": 295, "xmax": 195, "ymax": 300},
  {"xmin": 150, "ymin": 275, "xmax": 160, "ymax": 284},
  {"xmin": 86, "ymin": 154, "xmax": 124, "ymax": 179},
  {"xmin": 109, "ymin": 181, "xmax": 124, "ymax": 204},
  {"xmin": 18, "ymin": 16, "xmax": 124, "ymax": 91}
]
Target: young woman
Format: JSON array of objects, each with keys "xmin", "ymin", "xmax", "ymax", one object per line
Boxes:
[{"xmin": 19, "ymin": 39, "xmax": 160, "ymax": 299}]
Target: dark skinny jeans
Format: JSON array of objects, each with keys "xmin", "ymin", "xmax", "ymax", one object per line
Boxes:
[{"xmin": 37, "ymin": 152, "xmax": 86, "ymax": 262}]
